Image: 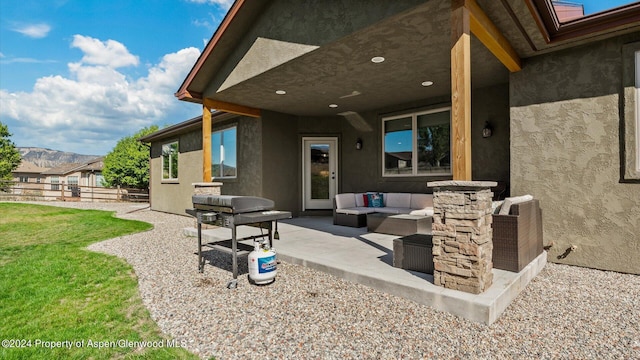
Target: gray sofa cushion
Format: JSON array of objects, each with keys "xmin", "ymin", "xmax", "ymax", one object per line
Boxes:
[
  {"xmin": 375, "ymin": 207, "xmax": 412, "ymax": 214},
  {"xmin": 336, "ymin": 207, "xmax": 376, "ymax": 215}
]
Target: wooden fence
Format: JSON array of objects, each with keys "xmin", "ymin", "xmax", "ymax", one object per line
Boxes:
[{"xmin": 0, "ymin": 181, "xmax": 148, "ymax": 203}]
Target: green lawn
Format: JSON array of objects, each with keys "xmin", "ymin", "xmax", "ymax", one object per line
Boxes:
[{"xmin": 0, "ymin": 203, "xmax": 198, "ymax": 359}]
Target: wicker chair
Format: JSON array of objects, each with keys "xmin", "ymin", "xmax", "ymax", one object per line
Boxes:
[{"xmin": 491, "ymin": 199, "xmax": 543, "ymax": 272}]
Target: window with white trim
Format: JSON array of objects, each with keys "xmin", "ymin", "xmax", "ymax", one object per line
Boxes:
[
  {"xmin": 382, "ymin": 107, "xmax": 451, "ymax": 176},
  {"xmin": 95, "ymin": 173, "xmax": 105, "ymax": 187},
  {"xmin": 51, "ymin": 176, "xmax": 60, "ymax": 191},
  {"xmin": 211, "ymin": 126, "xmax": 237, "ymax": 179},
  {"xmin": 162, "ymin": 141, "xmax": 179, "ymax": 180},
  {"xmin": 67, "ymin": 176, "xmax": 78, "ymax": 186}
]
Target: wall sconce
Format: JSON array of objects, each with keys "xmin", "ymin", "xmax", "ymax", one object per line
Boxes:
[
  {"xmin": 356, "ymin": 138, "xmax": 363, "ymax": 150},
  {"xmin": 482, "ymin": 121, "xmax": 493, "ymax": 138}
]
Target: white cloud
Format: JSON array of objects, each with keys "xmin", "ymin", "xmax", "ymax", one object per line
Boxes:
[
  {"xmin": 12, "ymin": 23, "xmax": 51, "ymax": 38},
  {"xmin": 186, "ymin": 0, "xmax": 234, "ymax": 10},
  {"xmin": 0, "ymin": 57, "xmax": 57, "ymax": 64},
  {"xmin": 71, "ymin": 35, "xmax": 139, "ymax": 68},
  {"xmin": 0, "ymin": 36, "xmax": 201, "ymax": 154}
]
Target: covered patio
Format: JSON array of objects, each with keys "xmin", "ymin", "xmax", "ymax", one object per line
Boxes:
[{"xmin": 184, "ymin": 216, "xmax": 546, "ymax": 325}]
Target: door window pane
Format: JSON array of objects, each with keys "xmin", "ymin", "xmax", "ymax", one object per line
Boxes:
[{"xmin": 310, "ymin": 144, "xmax": 329, "ymax": 199}]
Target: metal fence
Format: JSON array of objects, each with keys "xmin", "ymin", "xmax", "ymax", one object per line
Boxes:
[{"xmin": 0, "ymin": 181, "xmax": 149, "ymax": 203}]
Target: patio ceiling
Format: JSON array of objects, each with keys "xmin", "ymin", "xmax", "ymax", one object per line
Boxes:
[
  {"xmin": 203, "ymin": 1, "xmax": 509, "ymax": 117},
  {"xmin": 180, "ymin": 0, "xmax": 640, "ymax": 118}
]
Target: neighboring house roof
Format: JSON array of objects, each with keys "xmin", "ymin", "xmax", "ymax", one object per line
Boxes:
[
  {"xmin": 13, "ymin": 161, "xmax": 49, "ymax": 174},
  {"xmin": 41, "ymin": 163, "xmax": 83, "ymax": 176},
  {"xmin": 40, "ymin": 157, "xmax": 103, "ymax": 176},
  {"xmin": 74, "ymin": 157, "xmax": 104, "ymax": 172}
]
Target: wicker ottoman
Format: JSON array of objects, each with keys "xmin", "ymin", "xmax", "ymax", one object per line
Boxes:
[{"xmin": 393, "ymin": 234, "xmax": 434, "ymax": 274}]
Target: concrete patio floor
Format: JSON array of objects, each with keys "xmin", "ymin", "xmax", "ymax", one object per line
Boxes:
[{"xmin": 184, "ymin": 216, "xmax": 546, "ymax": 325}]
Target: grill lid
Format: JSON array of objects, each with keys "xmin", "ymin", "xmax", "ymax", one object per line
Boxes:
[{"xmin": 192, "ymin": 195, "xmax": 275, "ymax": 213}]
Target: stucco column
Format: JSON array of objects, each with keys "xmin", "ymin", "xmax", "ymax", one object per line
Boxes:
[{"xmin": 428, "ymin": 180, "xmax": 496, "ymax": 294}]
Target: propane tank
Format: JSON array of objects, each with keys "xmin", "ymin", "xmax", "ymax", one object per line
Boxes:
[{"xmin": 248, "ymin": 239, "xmax": 277, "ymax": 285}]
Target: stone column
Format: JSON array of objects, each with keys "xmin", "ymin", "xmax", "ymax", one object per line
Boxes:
[
  {"xmin": 192, "ymin": 182, "xmax": 223, "ymax": 196},
  {"xmin": 427, "ymin": 180, "xmax": 496, "ymax": 294},
  {"xmin": 192, "ymin": 182, "xmax": 223, "ymax": 229}
]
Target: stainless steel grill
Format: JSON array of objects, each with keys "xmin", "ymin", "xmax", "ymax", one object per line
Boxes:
[{"xmin": 186, "ymin": 195, "xmax": 292, "ymax": 288}]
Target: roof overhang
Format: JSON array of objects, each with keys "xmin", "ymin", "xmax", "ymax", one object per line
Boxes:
[
  {"xmin": 177, "ymin": 0, "xmax": 515, "ymax": 117},
  {"xmin": 175, "ymin": 0, "xmax": 269, "ymax": 104},
  {"xmin": 175, "ymin": 0, "xmax": 640, "ymax": 118},
  {"xmin": 139, "ymin": 112, "xmax": 237, "ymax": 143}
]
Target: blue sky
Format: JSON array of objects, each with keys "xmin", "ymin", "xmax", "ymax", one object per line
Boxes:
[
  {"xmin": 0, "ymin": 0, "xmax": 635, "ymax": 156},
  {"xmin": 0, "ymin": 0, "xmax": 232, "ymax": 155},
  {"xmin": 579, "ymin": 0, "xmax": 637, "ymax": 15}
]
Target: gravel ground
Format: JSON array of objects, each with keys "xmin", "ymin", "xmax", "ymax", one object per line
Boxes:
[{"xmin": 22, "ymin": 201, "xmax": 640, "ymax": 359}]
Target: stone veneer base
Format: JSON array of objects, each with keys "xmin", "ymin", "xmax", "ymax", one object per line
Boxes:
[{"xmin": 429, "ymin": 180, "xmax": 497, "ymax": 294}]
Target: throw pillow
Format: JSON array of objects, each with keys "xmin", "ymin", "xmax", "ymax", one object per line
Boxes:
[
  {"xmin": 362, "ymin": 194, "xmax": 369, "ymax": 207},
  {"xmin": 368, "ymin": 193, "xmax": 384, "ymax": 208}
]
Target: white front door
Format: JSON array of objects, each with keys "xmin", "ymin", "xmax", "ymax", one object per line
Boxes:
[{"xmin": 303, "ymin": 137, "xmax": 338, "ymax": 210}]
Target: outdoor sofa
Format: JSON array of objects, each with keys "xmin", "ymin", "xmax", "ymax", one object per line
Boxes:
[{"xmin": 333, "ymin": 192, "xmax": 434, "ymax": 228}]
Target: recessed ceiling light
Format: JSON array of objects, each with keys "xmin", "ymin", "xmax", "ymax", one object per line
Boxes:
[
  {"xmin": 421, "ymin": 81, "xmax": 434, "ymax": 87},
  {"xmin": 329, "ymin": 104, "xmax": 338, "ymax": 108},
  {"xmin": 275, "ymin": 90, "xmax": 286, "ymax": 95},
  {"xmin": 371, "ymin": 56, "xmax": 385, "ymax": 63}
]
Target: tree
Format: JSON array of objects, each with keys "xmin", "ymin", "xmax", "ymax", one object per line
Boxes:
[
  {"xmin": 418, "ymin": 124, "xmax": 450, "ymax": 168},
  {"xmin": 0, "ymin": 121, "xmax": 21, "ymax": 190},
  {"xmin": 102, "ymin": 125, "xmax": 158, "ymax": 189}
]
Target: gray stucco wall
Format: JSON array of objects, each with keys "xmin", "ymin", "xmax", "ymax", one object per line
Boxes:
[
  {"xmin": 336, "ymin": 84, "xmax": 510, "ymax": 194},
  {"xmin": 242, "ymin": 84, "xmax": 510, "ymax": 216},
  {"xmin": 510, "ymin": 33, "xmax": 640, "ymax": 274},
  {"xmin": 261, "ymin": 111, "xmax": 299, "ymax": 214},
  {"xmin": 149, "ymin": 84, "xmax": 509, "ymax": 218},
  {"xmin": 148, "ymin": 130, "xmax": 202, "ymax": 215},
  {"xmin": 215, "ymin": 116, "xmax": 263, "ymax": 197},
  {"xmin": 472, "ymin": 84, "xmax": 510, "ymax": 184}
]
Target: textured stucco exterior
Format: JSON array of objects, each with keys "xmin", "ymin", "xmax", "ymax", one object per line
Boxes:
[
  {"xmin": 148, "ymin": 130, "xmax": 203, "ymax": 215},
  {"xmin": 335, "ymin": 84, "xmax": 510, "ymax": 194},
  {"xmin": 149, "ymin": 83, "xmax": 509, "ymax": 217},
  {"xmin": 510, "ymin": 33, "xmax": 640, "ymax": 274},
  {"xmin": 213, "ymin": 116, "xmax": 263, "ymax": 197},
  {"xmin": 261, "ymin": 111, "xmax": 299, "ymax": 214},
  {"xmin": 203, "ymin": 0, "xmax": 428, "ymax": 101}
]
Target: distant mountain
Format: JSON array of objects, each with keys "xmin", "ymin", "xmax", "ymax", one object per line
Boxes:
[{"xmin": 18, "ymin": 147, "xmax": 101, "ymax": 169}]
